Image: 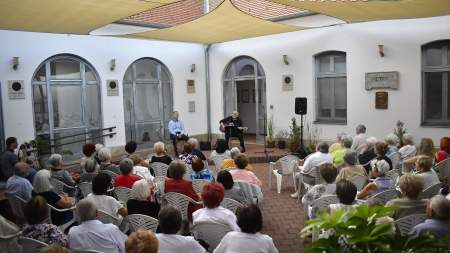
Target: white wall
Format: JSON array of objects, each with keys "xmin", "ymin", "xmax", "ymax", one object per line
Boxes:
[
  {"xmin": 209, "ymin": 15, "xmax": 450, "ymax": 145},
  {"xmin": 0, "ymin": 30, "xmax": 206, "ymax": 148}
]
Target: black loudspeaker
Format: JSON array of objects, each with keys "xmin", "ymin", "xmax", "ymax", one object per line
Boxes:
[{"xmin": 295, "ymin": 97, "xmax": 307, "ymax": 115}]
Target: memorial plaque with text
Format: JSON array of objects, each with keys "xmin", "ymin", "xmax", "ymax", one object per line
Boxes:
[{"xmin": 365, "ymin": 71, "xmax": 399, "ymax": 90}]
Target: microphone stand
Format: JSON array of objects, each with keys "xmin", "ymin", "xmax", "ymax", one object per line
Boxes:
[{"xmin": 255, "ymin": 111, "xmax": 274, "ymax": 160}]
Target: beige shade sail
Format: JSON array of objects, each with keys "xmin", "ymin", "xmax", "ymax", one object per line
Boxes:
[
  {"xmin": 0, "ymin": 0, "xmax": 178, "ymax": 34},
  {"xmin": 271, "ymin": 0, "xmax": 450, "ymax": 23},
  {"xmin": 126, "ymin": 0, "xmax": 304, "ymax": 44}
]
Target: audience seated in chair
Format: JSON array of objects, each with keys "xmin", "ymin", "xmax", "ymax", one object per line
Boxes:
[
  {"xmin": 358, "ymin": 137, "xmax": 378, "ymax": 173},
  {"xmin": 385, "ymin": 133, "xmax": 400, "ymax": 156},
  {"xmin": 188, "ymin": 138, "xmax": 207, "ymax": 161},
  {"xmin": 336, "ymin": 151, "xmax": 367, "ymax": 183},
  {"xmin": 229, "ymin": 154, "xmax": 261, "ymax": 187},
  {"xmin": 210, "ymin": 139, "xmax": 231, "ymax": 161},
  {"xmin": 398, "ymin": 134, "xmax": 417, "ymax": 160},
  {"xmin": 86, "ymin": 173, "xmax": 128, "ymax": 224},
  {"xmin": 80, "ymin": 143, "xmax": 97, "ymax": 171},
  {"xmin": 165, "ymin": 161, "xmax": 201, "ymax": 220},
  {"xmin": 373, "ymin": 142, "xmax": 393, "ymax": 172},
  {"xmin": 190, "ymin": 157, "xmax": 214, "ymax": 181},
  {"xmin": 68, "ymin": 198, "xmax": 127, "ymax": 253},
  {"xmin": 0, "ymin": 214, "xmax": 20, "ymax": 253},
  {"xmin": 435, "ymin": 137, "xmax": 450, "ymax": 163},
  {"xmin": 328, "ymin": 180, "xmax": 358, "ymax": 214},
  {"xmin": 129, "ymin": 154, "xmax": 155, "ymax": 181},
  {"xmin": 98, "ymin": 147, "xmax": 121, "ymax": 174},
  {"xmin": 115, "ymin": 158, "xmax": 141, "ymax": 189},
  {"xmin": 351, "ymin": 124, "xmax": 367, "ymax": 154},
  {"xmin": 156, "ymin": 206, "xmax": 206, "ymax": 253},
  {"xmin": 179, "ymin": 143, "xmax": 196, "ymax": 165},
  {"xmin": 214, "ymin": 204, "xmax": 278, "ymax": 253},
  {"xmin": 150, "ymin": 142, "xmax": 173, "ymax": 166},
  {"xmin": 329, "ymin": 133, "xmax": 346, "ymax": 154},
  {"xmin": 32, "ymin": 169, "xmax": 74, "ymax": 226},
  {"xmin": 403, "ymin": 138, "xmax": 434, "ymax": 166},
  {"xmin": 217, "ymin": 170, "xmax": 247, "ymax": 204},
  {"xmin": 193, "ymin": 182, "xmax": 239, "ymax": 231},
  {"xmin": 126, "ymin": 229, "xmax": 158, "ymax": 253},
  {"xmin": 221, "ymin": 147, "xmax": 252, "ymax": 171},
  {"xmin": 302, "ymin": 163, "xmax": 337, "ymax": 218},
  {"xmin": 410, "ymin": 195, "xmax": 450, "ymax": 239},
  {"xmin": 414, "ymin": 155, "xmax": 440, "ymax": 189},
  {"xmin": 386, "ymin": 174, "xmax": 428, "ymax": 219},
  {"xmin": 126, "ymin": 179, "xmax": 160, "ymax": 219},
  {"xmin": 49, "ymin": 154, "xmax": 76, "ymax": 187},
  {"xmin": 357, "ymin": 160, "xmax": 392, "ymax": 200},
  {"xmin": 22, "ymin": 196, "xmax": 68, "ymax": 247},
  {"xmin": 331, "ymin": 135, "xmax": 352, "ymax": 168},
  {"xmin": 6, "ymin": 162, "xmax": 33, "ymax": 200},
  {"xmin": 80, "ymin": 158, "xmax": 98, "ymax": 183}
]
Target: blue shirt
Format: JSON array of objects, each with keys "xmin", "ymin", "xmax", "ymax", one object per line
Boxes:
[
  {"xmin": 190, "ymin": 170, "xmax": 214, "ymax": 181},
  {"xmin": 168, "ymin": 119, "xmax": 186, "ymax": 135},
  {"xmin": 410, "ymin": 219, "xmax": 450, "ymax": 239},
  {"xmin": 6, "ymin": 175, "xmax": 33, "ymax": 200}
]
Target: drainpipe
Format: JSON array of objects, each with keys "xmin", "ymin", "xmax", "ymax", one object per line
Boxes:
[{"xmin": 205, "ymin": 44, "xmax": 212, "ymax": 142}]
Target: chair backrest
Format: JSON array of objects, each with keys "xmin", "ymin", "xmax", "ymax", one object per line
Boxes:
[
  {"xmin": 388, "ymin": 152, "xmax": 402, "ymax": 170},
  {"xmin": 211, "ymin": 155, "xmax": 227, "ymax": 173},
  {"xmin": 191, "ymin": 222, "xmax": 233, "ymax": 252},
  {"xmin": 368, "ymin": 189, "xmax": 400, "ymax": 205},
  {"xmin": 4, "ymin": 193, "xmax": 27, "ymax": 226},
  {"xmin": 0, "ymin": 230, "xmax": 21, "ymax": 253},
  {"xmin": 78, "ymin": 182, "xmax": 93, "ymax": 198},
  {"xmin": 114, "ymin": 187, "xmax": 131, "ymax": 204},
  {"xmin": 183, "ymin": 164, "xmax": 194, "ymax": 181},
  {"xmin": 128, "ymin": 214, "xmax": 159, "ymax": 232},
  {"xmin": 433, "ymin": 158, "xmax": 450, "ymax": 183},
  {"xmin": 311, "ymin": 195, "xmax": 340, "ymax": 210},
  {"xmin": 192, "ymin": 179, "xmax": 210, "ymax": 193},
  {"xmin": 220, "ymin": 198, "xmax": 244, "ymax": 213},
  {"xmin": 19, "ymin": 237, "xmax": 49, "ymax": 253},
  {"xmin": 351, "ymin": 175, "xmax": 368, "ymax": 191},
  {"xmin": 49, "ymin": 177, "xmax": 65, "ymax": 195},
  {"xmin": 150, "ymin": 162, "xmax": 169, "ymax": 177},
  {"xmin": 97, "ymin": 209, "xmax": 121, "ymax": 226},
  {"xmin": 234, "ymin": 181, "xmax": 263, "ymax": 205},
  {"xmin": 277, "ymin": 155, "xmax": 299, "ymax": 174},
  {"xmin": 394, "ymin": 214, "xmax": 427, "ymax": 235},
  {"xmin": 100, "ymin": 170, "xmax": 119, "ymax": 181},
  {"xmin": 385, "ymin": 169, "xmax": 401, "ymax": 188},
  {"xmin": 418, "ymin": 183, "xmax": 442, "ymax": 199},
  {"xmin": 72, "ymin": 250, "xmax": 104, "ymax": 253},
  {"xmin": 164, "ymin": 192, "xmax": 199, "ymax": 220}
]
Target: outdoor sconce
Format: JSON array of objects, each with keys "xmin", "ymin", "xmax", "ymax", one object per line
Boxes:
[
  {"xmin": 378, "ymin": 44, "xmax": 385, "ymax": 57},
  {"xmin": 110, "ymin": 59, "xmax": 116, "ymax": 71},
  {"xmin": 190, "ymin": 64, "xmax": 196, "ymax": 73},
  {"xmin": 282, "ymin": 55, "xmax": 289, "ymax": 65},
  {"xmin": 12, "ymin": 57, "xmax": 19, "ymax": 70}
]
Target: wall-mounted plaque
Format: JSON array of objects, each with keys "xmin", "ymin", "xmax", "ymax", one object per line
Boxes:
[
  {"xmin": 375, "ymin": 91, "xmax": 388, "ymax": 109},
  {"xmin": 365, "ymin": 71, "xmax": 399, "ymax": 90},
  {"xmin": 282, "ymin": 74, "xmax": 294, "ymax": 91},
  {"xmin": 188, "ymin": 101, "xmax": 195, "ymax": 112},
  {"xmin": 107, "ymin": 80, "xmax": 119, "ymax": 96},
  {"xmin": 8, "ymin": 80, "xmax": 25, "ymax": 99},
  {"xmin": 187, "ymin": 79, "xmax": 195, "ymax": 93}
]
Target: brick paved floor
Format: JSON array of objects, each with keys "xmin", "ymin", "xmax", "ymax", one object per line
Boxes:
[{"xmin": 251, "ymin": 163, "xmax": 307, "ymax": 253}]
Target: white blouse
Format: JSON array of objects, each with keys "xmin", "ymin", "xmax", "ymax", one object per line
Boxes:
[{"xmin": 214, "ymin": 231, "xmax": 278, "ymax": 253}]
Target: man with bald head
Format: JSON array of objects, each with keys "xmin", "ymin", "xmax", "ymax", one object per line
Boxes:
[
  {"xmin": 220, "ymin": 111, "xmax": 246, "ymax": 152},
  {"xmin": 6, "ymin": 162, "xmax": 33, "ymax": 200}
]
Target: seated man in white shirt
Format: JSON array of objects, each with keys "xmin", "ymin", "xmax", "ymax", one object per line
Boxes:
[
  {"xmin": 157, "ymin": 206, "xmax": 206, "ymax": 253},
  {"xmin": 193, "ymin": 182, "xmax": 239, "ymax": 231},
  {"xmin": 291, "ymin": 142, "xmax": 333, "ymax": 198},
  {"xmin": 68, "ymin": 198, "xmax": 127, "ymax": 253}
]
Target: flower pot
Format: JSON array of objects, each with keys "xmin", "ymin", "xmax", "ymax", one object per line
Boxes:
[
  {"xmin": 267, "ymin": 140, "xmax": 276, "ymax": 148},
  {"xmin": 277, "ymin": 140, "xmax": 286, "ymax": 149}
]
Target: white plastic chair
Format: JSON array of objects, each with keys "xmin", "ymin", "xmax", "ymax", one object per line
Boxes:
[
  {"xmin": 163, "ymin": 192, "xmax": 202, "ymax": 220},
  {"xmin": 191, "ymin": 222, "xmax": 233, "ymax": 252},
  {"xmin": 192, "ymin": 179, "xmax": 210, "ymax": 193},
  {"xmin": 388, "ymin": 152, "xmax": 402, "ymax": 170},
  {"xmin": 128, "ymin": 214, "xmax": 159, "ymax": 232},
  {"xmin": 220, "ymin": 198, "xmax": 244, "ymax": 213},
  {"xmin": 19, "ymin": 237, "xmax": 48, "ymax": 253},
  {"xmin": 269, "ymin": 155, "xmax": 299, "ymax": 193},
  {"xmin": 351, "ymin": 175, "xmax": 368, "ymax": 191},
  {"xmin": 114, "ymin": 187, "xmax": 131, "ymax": 207},
  {"xmin": 305, "ymin": 195, "xmax": 339, "ymax": 241},
  {"xmin": 418, "ymin": 183, "xmax": 441, "ymax": 199},
  {"xmin": 78, "ymin": 182, "xmax": 92, "ymax": 198},
  {"xmin": 0, "ymin": 230, "xmax": 21, "ymax": 253},
  {"xmin": 72, "ymin": 250, "xmax": 104, "ymax": 253},
  {"xmin": 385, "ymin": 169, "xmax": 401, "ymax": 188},
  {"xmin": 367, "ymin": 189, "xmax": 400, "ymax": 206},
  {"xmin": 4, "ymin": 192, "xmax": 27, "ymax": 227},
  {"xmin": 210, "ymin": 154, "xmax": 229, "ymax": 176},
  {"xmin": 433, "ymin": 158, "xmax": 450, "ymax": 183},
  {"xmin": 97, "ymin": 209, "xmax": 121, "ymax": 227},
  {"xmin": 296, "ymin": 166, "xmax": 322, "ymax": 202},
  {"xmin": 47, "ymin": 203, "xmax": 76, "ymax": 233},
  {"xmin": 49, "ymin": 177, "xmax": 77, "ymax": 195},
  {"xmin": 235, "ymin": 181, "xmax": 263, "ymax": 206},
  {"xmin": 183, "ymin": 164, "xmax": 194, "ymax": 181},
  {"xmin": 394, "ymin": 214, "xmax": 427, "ymax": 235},
  {"xmin": 150, "ymin": 162, "xmax": 169, "ymax": 177}
]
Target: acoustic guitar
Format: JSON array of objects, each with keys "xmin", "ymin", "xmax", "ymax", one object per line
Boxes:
[{"xmin": 219, "ymin": 122, "xmax": 248, "ymax": 133}]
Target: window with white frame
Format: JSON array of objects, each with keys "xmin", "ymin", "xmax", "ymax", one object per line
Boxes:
[
  {"xmin": 422, "ymin": 40, "xmax": 450, "ymax": 126},
  {"xmin": 315, "ymin": 51, "xmax": 347, "ymax": 123}
]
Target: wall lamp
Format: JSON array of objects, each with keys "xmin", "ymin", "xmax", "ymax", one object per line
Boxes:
[
  {"xmin": 190, "ymin": 64, "xmax": 196, "ymax": 73},
  {"xmin": 110, "ymin": 59, "xmax": 116, "ymax": 71},
  {"xmin": 378, "ymin": 44, "xmax": 385, "ymax": 57},
  {"xmin": 282, "ymin": 54, "xmax": 289, "ymax": 65},
  {"xmin": 12, "ymin": 57, "xmax": 19, "ymax": 70}
]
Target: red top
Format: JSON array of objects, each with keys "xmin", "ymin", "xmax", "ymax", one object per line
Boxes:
[
  {"xmin": 114, "ymin": 175, "xmax": 141, "ymax": 189},
  {"xmin": 165, "ymin": 178, "xmax": 201, "ymax": 220}
]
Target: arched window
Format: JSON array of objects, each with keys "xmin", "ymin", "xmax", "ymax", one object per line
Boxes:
[
  {"xmin": 32, "ymin": 55, "xmax": 102, "ymax": 158},
  {"xmin": 315, "ymin": 51, "xmax": 347, "ymax": 123},
  {"xmin": 422, "ymin": 40, "xmax": 450, "ymax": 126}
]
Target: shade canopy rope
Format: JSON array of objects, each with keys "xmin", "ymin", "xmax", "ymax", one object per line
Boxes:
[
  {"xmin": 125, "ymin": 0, "xmax": 305, "ymax": 44},
  {"xmin": 270, "ymin": 0, "xmax": 450, "ymax": 23},
  {"xmin": 0, "ymin": 0, "xmax": 178, "ymax": 34}
]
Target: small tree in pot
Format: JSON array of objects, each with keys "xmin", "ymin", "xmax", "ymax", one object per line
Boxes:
[
  {"xmin": 275, "ymin": 130, "xmax": 289, "ymax": 149},
  {"xmin": 267, "ymin": 116, "xmax": 275, "ymax": 148},
  {"xmin": 289, "ymin": 117, "xmax": 301, "ymax": 153}
]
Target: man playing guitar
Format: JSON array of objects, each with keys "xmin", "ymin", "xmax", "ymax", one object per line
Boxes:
[{"xmin": 220, "ymin": 111, "xmax": 246, "ymax": 152}]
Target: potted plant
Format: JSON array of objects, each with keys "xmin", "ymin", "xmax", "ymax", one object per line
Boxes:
[
  {"xmin": 289, "ymin": 117, "xmax": 301, "ymax": 152},
  {"xmin": 266, "ymin": 116, "xmax": 275, "ymax": 148},
  {"xmin": 394, "ymin": 120, "xmax": 407, "ymax": 147},
  {"xmin": 275, "ymin": 130, "xmax": 289, "ymax": 149}
]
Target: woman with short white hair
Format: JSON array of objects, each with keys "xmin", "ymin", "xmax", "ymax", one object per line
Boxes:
[
  {"xmin": 98, "ymin": 147, "xmax": 120, "ymax": 174},
  {"xmin": 126, "ymin": 179, "xmax": 160, "ymax": 219},
  {"xmin": 48, "ymin": 153, "xmax": 76, "ymax": 188},
  {"xmin": 398, "ymin": 134, "xmax": 417, "ymax": 160},
  {"xmin": 356, "ymin": 159, "xmax": 393, "ymax": 200},
  {"xmin": 220, "ymin": 147, "xmax": 253, "ymax": 171},
  {"xmin": 384, "ymin": 133, "xmax": 399, "ymax": 155}
]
